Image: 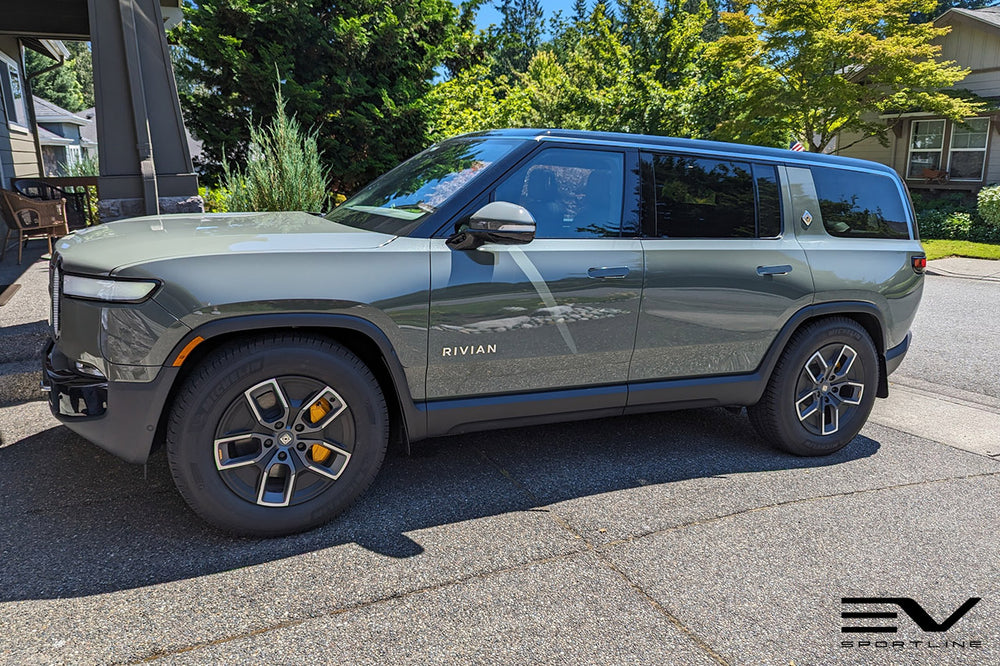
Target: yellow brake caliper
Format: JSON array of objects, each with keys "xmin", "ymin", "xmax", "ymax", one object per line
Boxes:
[{"xmin": 308, "ymin": 398, "xmax": 333, "ymax": 464}]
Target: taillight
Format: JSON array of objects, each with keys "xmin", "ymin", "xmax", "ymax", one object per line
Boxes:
[{"xmin": 912, "ymin": 255, "xmax": 927, "ymax": 274}]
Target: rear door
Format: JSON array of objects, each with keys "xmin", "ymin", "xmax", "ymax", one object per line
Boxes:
[
  {"xmin": 630, "ymin": 152, "xmax": 815, "ymax": 399},
  {"xmin": 426, "ymin": 144, "xmax": 643, "ymax": 400}
]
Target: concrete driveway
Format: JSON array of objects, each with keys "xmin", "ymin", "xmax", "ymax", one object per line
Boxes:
[{"xmin": 1, "ymin": 269, "xmax": 998, "ymax": 665}]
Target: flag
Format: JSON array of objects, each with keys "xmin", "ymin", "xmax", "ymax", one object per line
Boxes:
[{"xmin": 790, "ymin": 140, "xmax": 805, "ymax": 152}]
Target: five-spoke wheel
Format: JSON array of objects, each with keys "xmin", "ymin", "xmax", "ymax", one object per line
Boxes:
[
  {"xmin": 749, "ymin": 317, "xmax": 878, "ymax": 456},
  {"xmin": 166, "ymin": 335, "xmax": 388, "ymax": 536}
]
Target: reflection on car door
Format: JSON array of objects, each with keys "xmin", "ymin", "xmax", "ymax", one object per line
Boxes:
[{"xmin": 426, "ymin": 146, "xmax": 643, "ymax": 401}]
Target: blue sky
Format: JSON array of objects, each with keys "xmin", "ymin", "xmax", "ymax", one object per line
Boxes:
[{"xmin": 470, "ymin": 1, "xmax": 580, "ymax": 33}]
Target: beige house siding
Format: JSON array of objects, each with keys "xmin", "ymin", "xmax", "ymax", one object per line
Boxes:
[
  {"xmin": 0, "ymin": 35, "xmax": 41, "ymax": 187},
  {"xmin": 836, "ymin": 10, "xmax": 1000, "ymax": 191}
]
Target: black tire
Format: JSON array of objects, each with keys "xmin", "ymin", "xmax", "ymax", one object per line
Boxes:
[
  {"xmin": 748, "ymin": 317, "xmax": 879, "ymax": 456},
  {"xmin": 166, "ymin": 334, "xmax": 388, "ymax": 536}
]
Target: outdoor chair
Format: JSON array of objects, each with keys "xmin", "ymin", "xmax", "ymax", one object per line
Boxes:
[
  {"xmin": 0, "ymin": 190, "xmax": 70, "ymax": 264},
  {"xmin": 920, "ymin": 168, "xmax": 949, "ymax": 184},
  {"xmin": 15, "ymin": 178, "xmax": 88, "ymax": 229}
]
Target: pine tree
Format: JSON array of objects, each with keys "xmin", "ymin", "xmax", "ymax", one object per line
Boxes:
[
  {"xmin": 173, "ymin": 0, "xmax": 457, "ymax": 193},
  {"xmin": 25, "ymin": 49, "xmax": 85, "ymax": 112}
]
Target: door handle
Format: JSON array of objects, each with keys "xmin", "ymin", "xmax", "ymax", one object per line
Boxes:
[
  {"xmin": 756, "ymin": 265, "xmax": 793, "ymax": 277},
  {"xmin": 588, "ymin": 266, "xmax": 630, "ymax": 279}
]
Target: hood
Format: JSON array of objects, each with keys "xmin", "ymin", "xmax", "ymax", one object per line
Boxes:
[{"xmin": 55, "ymin": 211, "xmax": 397, "ymax": 275}]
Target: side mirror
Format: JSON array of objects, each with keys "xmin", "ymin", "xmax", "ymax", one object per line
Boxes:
[{"xmin": 447, "ymin": 201, "xmax": 536, "ymax": 250}]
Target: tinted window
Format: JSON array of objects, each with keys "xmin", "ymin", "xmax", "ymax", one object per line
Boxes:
[
  {"xmin": 648, "ymin": 154, "xmax": 755, "ymax": 238},
  {"xmin": 754, "ymin": 163, "xmax": 782, "ymax": 237},
  {"xmin": 810, "ymin": 167, "xmax": 910, "ymax": 239},
  {"xmin": 493, "ymin": 148, "xmax": 624, "ymax": 238}
]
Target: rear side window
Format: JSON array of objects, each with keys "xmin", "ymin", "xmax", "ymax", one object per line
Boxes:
[
  {"xmin": 810, "ymin": 167, "xmax": 910, "ymax": 239},
  {"xmin": 643, "ymin": 153, "xmax": 783, "ymax": 238}
]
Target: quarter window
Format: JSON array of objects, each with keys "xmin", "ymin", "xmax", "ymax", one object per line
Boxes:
[
  {"xmin": 948, "ymin": 118, "xmax": 990, "ymax": 181},
  {"xmin": 811, "ymin": 166, "xmax": 910, "ymax": 239},
  {"xmin": 907, "ymin": 119, "xmax": 945, "ymax": 179},
  {"xmin": 492, "ymin": 148, "xmax": 624, "ymax": 238}
]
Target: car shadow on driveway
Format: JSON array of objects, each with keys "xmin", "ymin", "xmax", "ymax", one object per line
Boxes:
[{"xmin": 0, "ymin": 407, "xmax": 879, "ymax": 602}]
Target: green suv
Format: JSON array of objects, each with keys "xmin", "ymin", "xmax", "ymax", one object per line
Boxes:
[{"xmin": 43, "ymin": 129, "xmax": 925, "ymax": 535}]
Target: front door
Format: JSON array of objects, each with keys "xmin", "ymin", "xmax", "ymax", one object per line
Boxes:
[{"xmin": 426, "ymin": 145, "xmax": 643, "ymax": 400}]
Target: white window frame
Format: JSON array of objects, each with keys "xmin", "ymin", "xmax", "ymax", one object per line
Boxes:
[
  {"xmin": 0, "ymin": 50, "xmax": 30, "ymax": 133},
  {"xmin": 947, "ymin": 117, "xmax": 990, "ymax": 182},
  {"xmin": 906, "ymin": 119, "xmax": 946, "ymax": 179}
]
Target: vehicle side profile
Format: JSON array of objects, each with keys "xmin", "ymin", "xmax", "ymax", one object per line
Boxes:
[{"xmin": 43, "ymin": 129, "xmax": 925, "ymax": 535}]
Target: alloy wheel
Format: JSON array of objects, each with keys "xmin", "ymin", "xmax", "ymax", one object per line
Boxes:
[{"xmin": 212, "ymin": 376, "xmax": 356, "ymax": 507}]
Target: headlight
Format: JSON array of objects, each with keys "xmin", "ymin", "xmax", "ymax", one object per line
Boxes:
[{"xmin": 62, "ymin": 275, "xmax": 159, "ymax": 303}]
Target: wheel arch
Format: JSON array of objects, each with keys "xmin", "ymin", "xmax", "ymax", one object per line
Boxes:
[
  {"xmin": 764, "ymin": 302, "xmax": 890, "ymax": 399},
  {"xmin": 154, "ymin": 314, "xmax": 424, "ymax": 455}
]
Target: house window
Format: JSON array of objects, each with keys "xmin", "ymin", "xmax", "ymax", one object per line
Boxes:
[
  {"xmin": 0, "ymin": 51, "xmax": 29, "ymax": 131},
  {"xmin": 948, "ymin": 118, "xmax": 990, "ymax": 181},
  {"xmin": 907, "ymin": 120, "xmax": 945, "ymax": 178}
]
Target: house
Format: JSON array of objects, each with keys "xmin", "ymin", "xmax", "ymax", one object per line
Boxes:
[
  {"xmin": 34, "ymin": 96, "xmax": 98, "ymax": 175},
  {"xmin": 0, "ymin": 37, "xmax": 66, "ymax": 189},
  {"xmin": 2, "ymin": 0, "xmax": 200, "ymax": 220},
  {"xmin": 837, "ymin": 7, "xmax": 1000, "ymax": 192}
]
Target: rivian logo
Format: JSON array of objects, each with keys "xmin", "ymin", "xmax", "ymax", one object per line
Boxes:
[{"xmin": 442, "ymin": 344, "xmax": 497, "ymax": 357}]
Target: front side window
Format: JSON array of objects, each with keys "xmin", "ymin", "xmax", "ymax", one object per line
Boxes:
[
  {"xmin": 948, "ymin": 117, "xmax": 990, "ymax": 181},
  {"xmin": 492, "ymin": 147, "xmax": 625, "ymax": 238},
  {"xmin": 0, "ymin": 52, "xmax": 29, "ymax": 130},
  {"xmin": 646, "ymin": 153, "xmax": 757, "ymax": 238},
  {"xmin": 907, "ymin": 119, "xmax": 945, "ymax": 179},
  {"xmin": 327, "ymin": 137, "xmax": 523, "ymax": 236},
  {"xmin": 811, "ymin": 166, "xmax": 910, "ymax": 239}
]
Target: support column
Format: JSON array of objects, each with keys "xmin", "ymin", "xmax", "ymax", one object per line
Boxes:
[{"xmin": 88, "ymin": 0, "xmax": 202, "ymax": 221}]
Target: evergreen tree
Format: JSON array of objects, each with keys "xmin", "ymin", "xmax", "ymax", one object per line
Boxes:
[
  {"xmin": 491, "ymin": 0, "xmax": 546, "ymax": 77},
  {"xmin": 66, "ymin": 42, "xmax": 95, "ymax": 109},
  {"xmin": 25, "ymin": 49, "xmax": 85, "ymax": 112},
  {"xmin": 173, "ymin": 0, "xmax": 457, "ymax": 193}
]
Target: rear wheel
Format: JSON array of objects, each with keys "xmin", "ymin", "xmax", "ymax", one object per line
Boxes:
[
  {"xmin": 166, "ymin": 334, "xmax": 388, "ymax": 536},
  {"xmin": 749, "ymin": 318, "xmax": 878, "ymax": 456}
]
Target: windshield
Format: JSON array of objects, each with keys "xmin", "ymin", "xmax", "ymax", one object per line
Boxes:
[{"xmin": 326, "ymin": 137, "xmax": 524, "ymax": 236}]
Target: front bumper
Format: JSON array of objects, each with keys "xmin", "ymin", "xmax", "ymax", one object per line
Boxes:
[{"xmin": 42, "ymin": 341, "xmax": 178, "ymax": 464}]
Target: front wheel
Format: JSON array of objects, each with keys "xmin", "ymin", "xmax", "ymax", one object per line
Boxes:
[
  {"xmin": 748, "ymin": 317, "xmax": 879, "ymax": 456},
  {"xmin": 166, "ymin": 334, "xmax": 388, "ymax": 536}
]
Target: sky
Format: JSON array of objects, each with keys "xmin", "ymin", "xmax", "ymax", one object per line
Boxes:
[{"xmin": 470, "ymin": 1, "xmax": 581, "ymax": 33}]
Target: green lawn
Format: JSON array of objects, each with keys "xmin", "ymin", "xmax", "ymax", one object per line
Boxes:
[{"xmin": 922, "ymin": 239, "xmax": 1000, "ymax": 261}]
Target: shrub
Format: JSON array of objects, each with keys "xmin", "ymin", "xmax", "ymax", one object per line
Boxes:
[
  {"xmin": 969, "ymin": 216, "xmax": 1000, "ymax": 244},
  {"xmin": 944, "ymin": 212, "xmax": 973, "ymax": 239},
  {"xmin": 199, "ymin": 186, "xmax": 229, "ymax": 213},
  {"xmin": 917, "ymin": 209, "xmax": 949, "ymax": 239},
  {"xmin": 977, "ymin": 185, "xmax": 1000, "ymax": 228},
  {"xmin": 221, "ymin": 86, "xmax": 328, "ymax": 213}
]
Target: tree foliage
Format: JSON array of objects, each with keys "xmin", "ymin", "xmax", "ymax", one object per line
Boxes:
[
  {"xmin": 25, "ymin": 49, "xmax": 85, "ymax": 112},
  {"xmin": 708, "ymin": 0, "xmax": 982, "ymax": 151},
  {"xmin": 173, "ymin": 0, "xmax": 457, "ymax": 194},
  {"xmin": 428, "ymin": 1, "xmax": 714, "ymax": 139},
  {"xmin": 221, "ymin": 86, "xmax": 329, "ymax": 213}
]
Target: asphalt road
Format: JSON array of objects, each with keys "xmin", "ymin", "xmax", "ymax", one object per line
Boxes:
[
  {"xmin": 896, "ymin": 275, "xmax": 1000, "ymax": 400},
  {"xmin": 1, "ymin": 273, "xmax": 999, "ymax": 665}
]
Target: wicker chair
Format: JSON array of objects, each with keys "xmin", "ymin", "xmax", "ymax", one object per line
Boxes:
[
  {"xmin": 1, "ymin": 190, "xmax": 70, "ymax": 264},
  {"xmin": 15, "ymin": 178, "xmax": 88, "ymax": 229}
]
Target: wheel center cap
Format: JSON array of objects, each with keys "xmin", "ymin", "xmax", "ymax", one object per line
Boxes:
[
  {"xmin": 277, "ymin": 432, "xmax": 294, "ymax": 446},
  {"xmin": 821, "ymin": 383, "xmax": 830, "ymax": 393}
]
